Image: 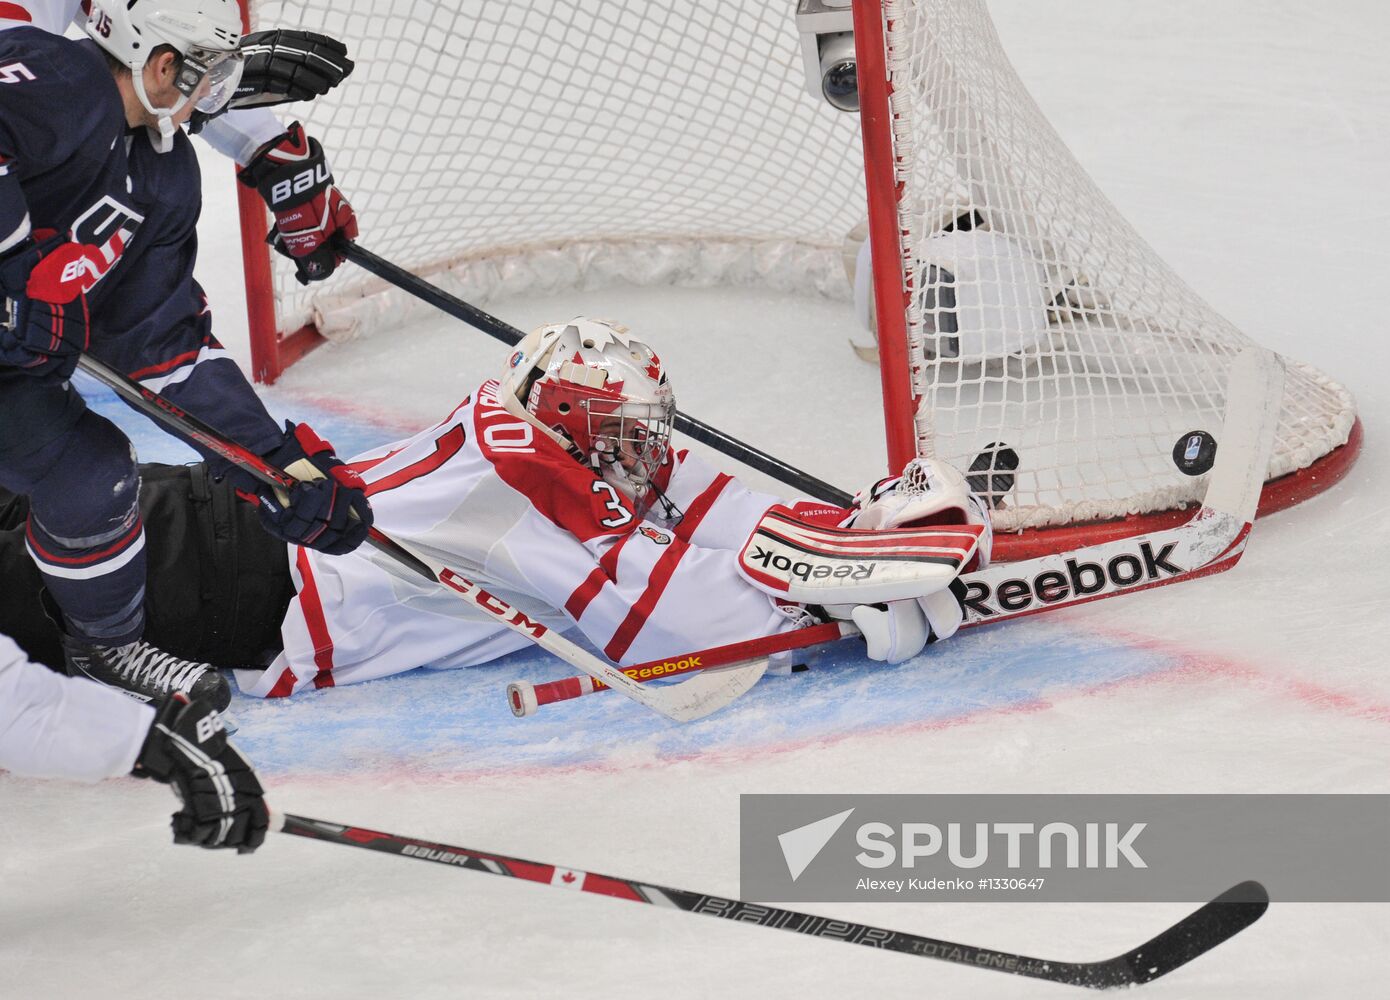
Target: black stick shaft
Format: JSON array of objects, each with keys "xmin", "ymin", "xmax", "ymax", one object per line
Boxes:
[
  {"xmin": 278, "ymin": 812, "xmax": 1267, "ymax": 989},
  {"xmin": 76, "ymin": 354, "xmax": 436, "ymax": 583},
  {"xmin": 342, "ymin": 242, "xmax": 854, "ymax": 506}
]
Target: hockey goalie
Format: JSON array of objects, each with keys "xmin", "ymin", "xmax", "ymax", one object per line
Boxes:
[{"xmin": 0, "ymin": 318, "xmax": 992, "ymax": 697}]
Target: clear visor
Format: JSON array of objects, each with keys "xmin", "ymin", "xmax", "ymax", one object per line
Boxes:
[{"xmin": 175, "ymin": 47, "xmax": 245, "ymax": 114}]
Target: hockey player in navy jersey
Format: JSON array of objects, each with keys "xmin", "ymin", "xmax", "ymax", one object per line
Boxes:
[
  {"xmin": 0, "ymin": 319, "xmax": 991, "ymax": 698},
  {"xmin": 0, "ymin": 1, "xmax": 373, "ymax": 712}
]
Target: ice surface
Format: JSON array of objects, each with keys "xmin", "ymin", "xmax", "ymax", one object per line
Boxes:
[{"xmin": 2, "ymin": 2, "xmax": 1387, "ymax": 997}]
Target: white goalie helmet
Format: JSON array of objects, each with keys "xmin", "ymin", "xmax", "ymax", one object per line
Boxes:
[
  {"xmin": 501, "ymin": 317, "xmax": 676, "ymax": 517},
  {"xmin": 86, "ymin": 0, "xmax": 245, "ymax": 150}
]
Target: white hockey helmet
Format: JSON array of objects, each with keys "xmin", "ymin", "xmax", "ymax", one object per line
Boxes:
[
  {"xmin": 86, "ymin": 0, "xmax": 244, "ymax": 149},
  {"xmin": 502, "ymin": 317, "xmax": 676, "ymax": 516}
]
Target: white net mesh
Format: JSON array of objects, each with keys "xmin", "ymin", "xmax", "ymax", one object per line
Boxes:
[
  {"xmin": 244, "ymin": 0, "xmax": 1355, "ymax": 531},
  {"xmin": 881, "ymin": 0, "xmax": 1354, "ymax": 529},
  {"xmin": 245, "ymin": 0, "xmax": 866, "ymax": 339}
]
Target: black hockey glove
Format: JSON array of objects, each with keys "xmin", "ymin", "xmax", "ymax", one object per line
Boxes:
[
  {"xmin": 0, "ymin": 233, "xmax": 94, "ymax": 377},
  {"xmin": 189, "ymin": 30, "xmax": 354, "ymax": 133},
  {"xmin": 233, "ymin": 420, "xmax": 374, "ymax": 555},
  {"xmin": 134, "ymin": 694, "xmax": 269, "ymax": 854}
]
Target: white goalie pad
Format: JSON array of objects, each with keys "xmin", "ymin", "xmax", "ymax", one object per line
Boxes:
[{"xmin": 737, "ymin": 506, "xmax": 984, "ymax": 604}]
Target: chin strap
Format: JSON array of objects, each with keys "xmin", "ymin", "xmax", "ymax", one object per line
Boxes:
[
  {"xmin": 147, "ymin": 117, "xmax": 177, "ymax": 153},
  {"xmin": 646, "ymin": 480, "xmax": 684, "ymax": 525},
  {"xmin": 596, "ymin": 456, "xmax": 684, "ymax": 525},
  {"xmin": 130, "ymin": 72, "xmax": 183, "ymax": 154}
]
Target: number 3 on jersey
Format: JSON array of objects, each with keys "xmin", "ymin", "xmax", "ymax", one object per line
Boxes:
[{"xmin": 591, "ymin": 480, "xmax": 633, "ymax": 529}]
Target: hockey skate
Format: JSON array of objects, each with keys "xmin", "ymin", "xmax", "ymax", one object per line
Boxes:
[{"xmin": 59, "ymin": 634, "xmax": 232, "ymax": 713}]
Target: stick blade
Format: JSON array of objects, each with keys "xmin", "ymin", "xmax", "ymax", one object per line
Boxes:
[
  {"xmin": 643, "ymin": 659, "xmax": 769, "ymax": 722},
  {"xmin": 1108, "ymin": 880, "xmax": 1270, "ymax": 987},
  {"xmin": 1202, "ymin": 347, "xmax": 1284, "ymax": 523}
]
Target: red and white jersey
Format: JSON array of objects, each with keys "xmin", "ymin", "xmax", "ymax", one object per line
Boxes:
[
  {"xmin": 0, "ymin": 633, "xmax": 154, "ymax": 780},
  {"xmin": 0, "ymin": 0, "xmax": 283, "ymax": 163},
  {"xmin": 238, "ymin": 381, "xmax": 813, "ymax": 697}
]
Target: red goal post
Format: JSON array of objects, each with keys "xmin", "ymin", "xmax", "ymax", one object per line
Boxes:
[{"xmin": 235, "ymin": 0, "xmax": 321, "ymax": 383}]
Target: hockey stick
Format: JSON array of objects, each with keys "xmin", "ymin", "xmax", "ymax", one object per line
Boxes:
[
  {"xmin": 509, "ymin": 346, "xmax": 1285, "ymax": 714},
  {"xmin": 75, "ymin": 355, "xmax": 762, "ymax": 723},
  {"xmin": 274, "ymin": 811, "xmax": 1269, "ymax": 989},
  {"xmin": 75, "ymin": 354, "xmax": 435, "ymax": 581},
  {"xmin": 340, "ymin": 242, "xmax": 854, "ymax": 506},
  {"xmin": 507, "ymin": 621, "xmax": 853, "ymax": 716}
]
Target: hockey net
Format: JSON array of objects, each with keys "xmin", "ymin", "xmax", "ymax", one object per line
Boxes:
[{"xmin": 238, "ymin": 0, "xmax": 1359, "ymax": 555}]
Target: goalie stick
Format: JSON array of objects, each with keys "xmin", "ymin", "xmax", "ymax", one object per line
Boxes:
[
  {"xmin": 508, "ymin": 621, "xmax": 852, "ymax": 716},
  {"xmin": 340, "ymin": 242, "xmax": 854, "ymax": 506},
  {"xmin": 274, "ymin": 811, "xmax": 1269, "ymax": 989},
  {"xmin": 74, "ymin": 355, "xmax": 762, "ymax": 723},
  {"xmin": 509, "ymin": 346, "xmax": 1285, "ymax": 715}
]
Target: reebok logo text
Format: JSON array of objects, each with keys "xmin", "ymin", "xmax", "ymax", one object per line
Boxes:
[
  {"xmin": 746, "ymin": 544, "xmax": 874, "ymax": 583},
  {"xmin": 964, "ymin": 541, "xmax": 1182, "ymax": 617}
]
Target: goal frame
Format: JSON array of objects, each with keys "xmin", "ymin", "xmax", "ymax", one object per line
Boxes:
[{"xmin": 235, "ymin": 0, "xmax": 1361, "ymax": 559}]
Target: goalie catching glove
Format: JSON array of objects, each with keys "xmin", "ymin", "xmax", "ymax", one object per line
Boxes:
[
  {"xmin": 229, "ymin": 421, "xmax": 374, "ymax": 555},
  {"xmin": 738, "ymin": 457, "xmax": 992, "ymax": 664},
  {"xmin": 133, "ymin": 694, "xmax": 268, "ymax": 853},
  {"xmin": 846, "ymin": 456, "xmax": 994, "ymax": 552},
  {"xmin": 238, "ymin": 122, "xmax": 358, "ymax": 284}
]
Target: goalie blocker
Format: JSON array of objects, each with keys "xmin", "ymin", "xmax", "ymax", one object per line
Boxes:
[{"xmin": 737, "ymin": 506, "xmax": 984, "ymax": 605}]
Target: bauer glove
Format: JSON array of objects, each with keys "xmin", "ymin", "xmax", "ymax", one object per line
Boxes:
[
  {"xmin": 0, "ymin": 233, "xmax": 95, "ymax": 377},
  {"xmin": 134, "ymin": 693, "xmax": 268, "ymax": 854},
  {"xmin": 235, "ymin": 420, "xmax": 374, "ymax": 555},
  {"xmin": 190, "ymin": 29, "xmax": 354, "ymax": 133},
  {"xmin": 238, "ymin": 122, "xmax": 359, "ymax": 284}
]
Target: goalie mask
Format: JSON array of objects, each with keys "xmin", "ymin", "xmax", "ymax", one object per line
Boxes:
[{"xmin": 502, "ymin": 318, "xmax": 676, "ymax": 517}]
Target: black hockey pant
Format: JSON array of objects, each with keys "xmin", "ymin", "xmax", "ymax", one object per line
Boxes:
[{"xmin": 0, "ymin": 461, "xmax": 294, "ymax": 671}]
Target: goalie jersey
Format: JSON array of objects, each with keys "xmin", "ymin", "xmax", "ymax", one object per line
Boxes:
[{"xmin": 237, "ymin": 381, "xmax": 813, "ymax": 697}]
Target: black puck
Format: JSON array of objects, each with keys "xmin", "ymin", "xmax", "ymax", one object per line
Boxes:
[{"xmin": 1172, "ymin": 430, "xmax": 1217, "ymax": 476}]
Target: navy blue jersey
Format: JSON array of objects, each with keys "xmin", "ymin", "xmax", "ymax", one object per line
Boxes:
[
  {"xmin": 0, "ymin": 28, "xmax": 282, "ymax": 464},
  {"xmin": 0, "ymin": 28, "xmax": 124, "ymax": 252}
]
